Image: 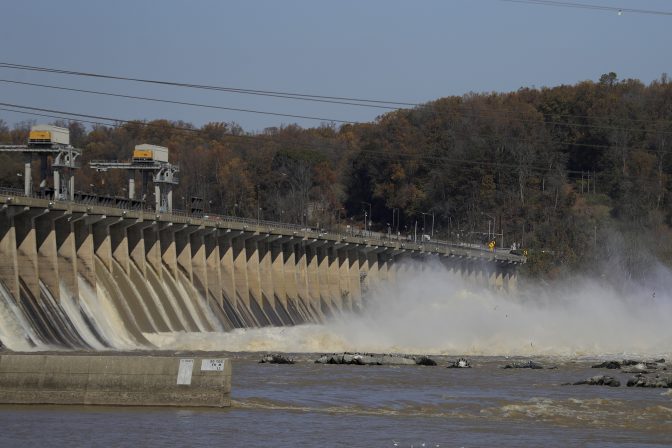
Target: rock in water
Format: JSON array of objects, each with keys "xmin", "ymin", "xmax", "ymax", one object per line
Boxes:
[
  {"xmin": 314, "ymin": 353, "xmax": 430, "ymax": 366},
  {"xmin": 594, "ymin": 359, "xmax": 665, "ymax": 371},
  {"xmin": 502, "ymin": 360, "xmax": 544, "ymax": 369},
  {"xmin": 627, "ymin": 373, "xmax": 672, "ymax": 388},
  {"xmin": 591, "ymin": 361, "xmax": 622, "ymax": 369},
  {"xmin": 259, "ymin": 354, "xmax": 295, "ymax": 364},
  {"xmin": 414, "ymin": 356, "xmax": 438, "ymax": 366},
  {"xmin": 621, "ymin": 359, "xmax": 643, "ymax": 366},
  {"xmin": 621, "ymin": 362, "xmax": 661, "ymax": 374},
  {"xmin": 447, "ymin": 358, "xmax": 472, "ymax": 368},
  {"xmin": 572, "ymin": 375, "xmax": 620, "ymax": 387}
]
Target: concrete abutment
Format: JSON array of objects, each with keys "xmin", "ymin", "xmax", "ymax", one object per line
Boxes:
[{"xmin": 0, "ymin": 197, "xmax": 525, "ymax": 347}]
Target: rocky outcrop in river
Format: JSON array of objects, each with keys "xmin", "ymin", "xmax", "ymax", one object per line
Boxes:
[
  {"xmin": 571, "ymin": 375, "xmax": 621, "ymax": 387},
  {"xmin": 592, "ymin": 359, "xmax": 666, "ymax": 370},
  {"xmin": 260, "ymin": 354, "xmax": 296, "ymax": 364},
  {"xmin": 314, "ymin": 353, "xmax": 437, "ymax": 366},
  {"xmin": 446, "ymin": 358, "xmax": 471, "ymax": 368},
  {"xmin": 501, "ymin": 360, "xmax": 545, "ymax": 369},
  {"xmin": 627, "ymin": 373, "xmax": 672, "ymax": 388}
]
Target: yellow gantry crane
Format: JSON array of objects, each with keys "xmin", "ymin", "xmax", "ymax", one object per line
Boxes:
[
  {"xmin": 89, "ymin": 144, "xmax": 179, "ymax": 213},
  {"xmin": 0, "ymin": 124, "xmax": 81, "ymax": 200}
]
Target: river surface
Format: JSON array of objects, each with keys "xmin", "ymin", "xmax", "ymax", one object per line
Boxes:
[{"xmin": 1, "ymin": 353, "xmax": 671, "ymax": 447}]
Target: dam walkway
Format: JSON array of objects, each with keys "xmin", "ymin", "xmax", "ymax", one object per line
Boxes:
[{"xmin": 0, "ymin": 191, "xmax": 524, "ymax": 350}]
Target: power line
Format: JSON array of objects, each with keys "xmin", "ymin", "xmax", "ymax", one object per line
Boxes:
[
  {"xmin": 355, "ymin": 149, "xmax": 669, "ymax": 187},
  {"xmin": 0, "ymin": 79, "xmax": 355, "ymax": 124},
  {"xmin": 0, "ymin": 103, "xmax": 659, "ymax": 159},
  {"xmin": 1, "ymin": 101, "xmax": 667, "ymax": 157},
  {"xmin": 2, "ymin": 102, "xmax": 669, "ymax": 183},
  {"xmin": 495, "ymin": 0, "xmax": 672, "ymax": 16},
  {"xmin": 5, "ymin": 77, "xmax": 672, "ymax": 137},
  {"xmin": 0, "ymin": 62, "xmax": 409, "ymax": 109},
  {"xmin": 4, "ymin": 60, "xmax": 672, "ymax": 129},
  {"xmin": 0, "ymin": 103, "xmax": 571, "ymax": 174}
]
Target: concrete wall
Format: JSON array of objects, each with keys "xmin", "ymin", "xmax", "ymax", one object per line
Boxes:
[
  {"xmin": 0, "ymin": 354, "xmax": 232, "ymax": 407},
  {"xmin": 0, "ymin": 197, "xmax": 524, "ymax": 349}
]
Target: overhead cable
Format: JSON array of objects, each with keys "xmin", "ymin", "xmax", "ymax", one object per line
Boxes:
[
  {"xmin": 0, "ymin": 62, "xmax": 410, "ymax": 109},
  {"xmin": 1, "ymin": 102, "xmax": 667, "ymax": 180},
  {"xmin": 0, "ymin": 79, "xmax": 354, "ymax": 124},
  {"xmin": 4, "ymin": 78, "xmax": 672, "ymax": 135},
  {"xmin": 496, "ymin": 0, "xmax": 672, "ymax": 16}
]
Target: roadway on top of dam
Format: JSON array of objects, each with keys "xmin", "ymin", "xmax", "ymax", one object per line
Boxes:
[{"xmin": 0, "ymin": 190, "xmax": 525, "ymax": 264}]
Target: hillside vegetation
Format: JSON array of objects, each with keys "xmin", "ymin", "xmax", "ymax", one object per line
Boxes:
[{"xmin": 2, "ymin": 73, "xmax": 671, "ymax": 281}]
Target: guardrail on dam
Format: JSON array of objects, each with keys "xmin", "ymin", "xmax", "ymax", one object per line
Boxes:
[{"xmin": 0, "ymin": 193, "xmax": 524, "ymax": 351}]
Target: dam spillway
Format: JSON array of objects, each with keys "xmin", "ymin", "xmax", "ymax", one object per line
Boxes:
[{"xmin": 0, "ymin": 193, "xmax": 524, "ymax": 351}]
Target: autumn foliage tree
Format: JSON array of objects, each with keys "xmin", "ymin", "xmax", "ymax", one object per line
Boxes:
[{"xmin": 2, "ymin": 73, "xmax": 672, "ymax": 279}]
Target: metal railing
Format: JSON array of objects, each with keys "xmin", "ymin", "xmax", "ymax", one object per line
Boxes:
[{"xmin": 0, "ymin": 187, "xmax": 520, "ymax": 259}]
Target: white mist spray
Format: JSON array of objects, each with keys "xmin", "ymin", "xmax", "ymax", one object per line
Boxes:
[{"xmin": 148, "ymin": 260, "xmax": 672, "ymax": 358}]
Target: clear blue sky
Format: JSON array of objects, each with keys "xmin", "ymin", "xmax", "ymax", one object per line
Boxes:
[{"xmin": 1, "ymin": 0, "xmax": 670, "ymax": 132}]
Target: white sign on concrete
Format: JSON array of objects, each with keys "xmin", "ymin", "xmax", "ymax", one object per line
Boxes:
[
  {"xmin": 201, "ymin": 359, "xmax": 224, "ymax": 371},
  {"xmin": 177, "ymin": 359, "xmax": 194, "ymax": 385}
]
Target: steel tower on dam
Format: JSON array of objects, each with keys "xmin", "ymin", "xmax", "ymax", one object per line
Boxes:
[{"xmin": 0, "ymin": 192, "xmax": 524, "ymax": 349}]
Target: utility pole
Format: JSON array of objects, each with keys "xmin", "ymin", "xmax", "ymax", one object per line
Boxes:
[
  {"xmin": 421, "ymin": 211, "xmax": 435, "ymax": 238},
  {"xmin": 361, "ymin": 201, "xmax": 371, "ymax": 236},
  {"xmin": 483, "ymin": 212, "xmax": 496, "ymax": 245},
  {"xmin": 594, "ymin": 224, "xmax": 597, "ymax": 247},
  {"xmin": 593, "ymin": 170, "xmax": 596, "ymax": 194}
]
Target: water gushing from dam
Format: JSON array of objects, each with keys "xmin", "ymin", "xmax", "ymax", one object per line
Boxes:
[
  {"xmin": 0, "ymin": 197, "xmax": 523, "ymax": 352},
  {"xmin": 2, "ymin": 247, "xmax": 668, "ymax": 358},
  {"xmin": 0, "ymin": 254, "xmax": 268, "ymax": 351},
  {"xmin": 145, "ymin": 265, "xmax": 672, "ymax": 358}
]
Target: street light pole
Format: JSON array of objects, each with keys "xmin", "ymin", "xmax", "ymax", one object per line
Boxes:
[
  {"xmin": 482, "ymin": 212, "xmax": 497, "ymax": 245},
  {"xmin": 421, "ymin": 211, "xmax": 435, "ymax": 239},
  {"xmin": 361, "ymin": 201, "xmax": 371, "ymax": 235},
  {"xmin": 256, "ymin": 185, "xmax": 260, "ymax": 226}
]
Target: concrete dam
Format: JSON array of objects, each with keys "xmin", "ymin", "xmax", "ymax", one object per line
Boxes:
[{"xmin": 0, "ymin": 193, "xmax": 524, "ymax": 351}]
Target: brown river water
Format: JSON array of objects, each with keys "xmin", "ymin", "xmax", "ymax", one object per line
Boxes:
[
  {"xmin": 1, "ymin": 354, "xmax": 671, "ymax": 447},
  {"xmin": 2, "ymin": 267, "xmax": 672, "ymax": 446}
]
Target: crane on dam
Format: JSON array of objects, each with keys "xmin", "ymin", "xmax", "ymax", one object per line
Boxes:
[
  {"xmin": 0, "ymin": 124, "xmax": 81, "ymax": 200},
  {"xmin": 89, "ymin": 144, "xmax": 179, "ymax": 213}
]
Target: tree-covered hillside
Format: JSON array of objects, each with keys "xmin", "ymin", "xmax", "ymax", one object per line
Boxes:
[{"xmin": 2, "ymin": 73, "xmax": 671, "ymax": 281}]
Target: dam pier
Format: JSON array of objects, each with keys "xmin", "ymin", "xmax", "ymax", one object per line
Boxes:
[{"xmin": 0, "ymin": 192, "xmax": 523, "ymax": 350}]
